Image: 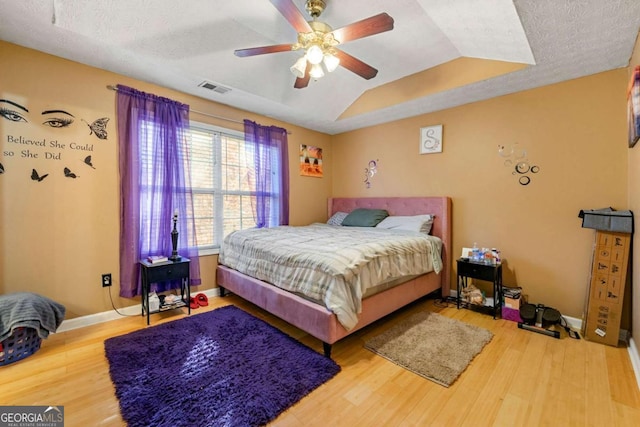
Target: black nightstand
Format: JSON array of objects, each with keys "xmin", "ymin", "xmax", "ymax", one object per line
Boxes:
[
  {"xmin": 139, "ymin": 257, "xmax": 191, "ymax": 325},
  {"xmin": 456, "ymin": 259, "xmax": 503, "ymax": 319}
]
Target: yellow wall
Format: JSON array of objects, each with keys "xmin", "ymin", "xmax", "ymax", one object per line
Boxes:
[
  {"xmin": 332, "ymin": 69, "xmax": 629, "ymax": 319},
  {"xmin": 0, "ymin": 39, "xmax": 634, "ymax": 326},
  {"xmin": 628, "ymin": 32, "xmax": 640, "ymax": 340},
  {"xmin": 0, "ymin": 41, "xmax": 333, "ymax": 319}
]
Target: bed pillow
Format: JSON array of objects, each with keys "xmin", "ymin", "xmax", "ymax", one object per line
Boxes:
[
  {"xmin": 375, "ymin": 214, "xmax": 435, "ymax": 234},
  {"xmin": 327, "ymin": 211, "xmax": 349, "ymax": 226},
  {"xmin": 341, "ymin": 208, "xmax": 389, "ymax": 227}
]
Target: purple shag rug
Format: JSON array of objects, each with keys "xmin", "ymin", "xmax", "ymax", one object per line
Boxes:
[{"xmin": 104, "ymin": 305, "xmax": 340, "ymax": 427}]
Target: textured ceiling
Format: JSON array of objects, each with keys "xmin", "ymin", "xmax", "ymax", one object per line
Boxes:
[{"xmin": 0, "ymin": 0, "xmax": 639, "ymax": 134}]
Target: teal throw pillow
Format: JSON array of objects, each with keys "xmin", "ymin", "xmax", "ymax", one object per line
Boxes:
[{"xmin": 342, "ymin": 208, "xmax": 389, "ymax": 227}]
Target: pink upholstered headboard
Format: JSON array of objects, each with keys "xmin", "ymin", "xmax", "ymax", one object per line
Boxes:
[{"xmin": 328, "ymin": 197, "xmax": 452, "ymax": 298}]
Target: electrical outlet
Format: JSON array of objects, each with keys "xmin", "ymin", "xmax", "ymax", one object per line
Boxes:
[{"xmin": 102, "ymin": 273, "xmax": 112, "ymax": 287}]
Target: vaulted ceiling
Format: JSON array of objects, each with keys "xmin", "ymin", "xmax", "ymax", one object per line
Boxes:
[{"xmin": 1, "ymin": 0, "xmax": 639, "ymax": 134}]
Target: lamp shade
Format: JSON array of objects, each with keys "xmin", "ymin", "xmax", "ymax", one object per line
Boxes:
[
  {"xmin": 323, "ymin": 53, "xmax": 340, "ymax": 73},
  {"xmin": 306, "ymin": 45, "xmax": 324, "ymax": 65},
  {"xmin": 309, "ymin": 63, "xmax": 324, "ymax": 79},
  {"xmin": 290, "ymin": 56, "xmax": 307, "ymax": 78}
]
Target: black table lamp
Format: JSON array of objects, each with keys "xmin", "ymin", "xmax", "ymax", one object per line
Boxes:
[{"xmin": 169, "ymin": 210, "xmax": 181, "ymax": 261}]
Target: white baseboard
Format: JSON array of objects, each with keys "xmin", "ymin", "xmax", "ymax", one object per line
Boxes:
[
  {"xmin": 562, "ymin": 315, "xmax": 582, "ymax": 331},
  {"xmin": 561, "ymin": 316, "xmax": 631, "ymax": 343},
  {"xmin": 56, "ymin": 288, "xmax": 220, "ymax": 333},
  {"xmin": 629, "ymin": 337, "xmax": 640, "ymax": 391}
]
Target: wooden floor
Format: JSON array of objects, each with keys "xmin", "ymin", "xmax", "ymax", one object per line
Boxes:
[{"xmin": 2, "ymin": 295, "xmax": 639, "ymax": 427}]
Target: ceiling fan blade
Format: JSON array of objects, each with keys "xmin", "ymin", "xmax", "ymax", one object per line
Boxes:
[
  {"xmin": 234, "ymin": 44, "xmax": 293, "ymax": 57},
  {"xmin": 334, "ymin": 49, "xmax": 378, "ymax": 80},
  {"xmin": 294, "ymin": 62, "xmax": 311, "ymax": 89},
  {"xmin": 330, "ymin": 13, "xmax": 394, "ymax": 44},
  {"xmin": 270, "ymin": 0, "xmax": 313, "ymax": 33}
]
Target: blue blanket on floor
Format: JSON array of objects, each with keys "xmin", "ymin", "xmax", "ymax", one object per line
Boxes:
[{"xmin": 0, "ymin": 292, "xmax": 66, "ymax": 342}]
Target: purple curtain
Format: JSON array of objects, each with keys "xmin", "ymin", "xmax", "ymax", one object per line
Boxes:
[
  {"xmin": 243, "ymin": 119, "xmax": 290, "ymax": 227},
  {"xmin": 117, "ymin": 85, "xmax": 201, "ymax": 298}
]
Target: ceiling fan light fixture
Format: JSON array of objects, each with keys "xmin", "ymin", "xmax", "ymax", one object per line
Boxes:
[
  {"xmin": 290, "ymin": 55, "xmax": 307, "ymax": 78},
  {"xmin": 235, "ymin": 0, "xmax": 395, "ymax": 89},
  {"xmin": 306, "ymin": 44, "xmax": 324, "ymax": 65},
  {"xmin": 309, "ymin": 63, "xmax": 325, "ymax": 79},
  {"xmin": 323, "ymin": 53, "xmax": 340, "ymax": 73}
]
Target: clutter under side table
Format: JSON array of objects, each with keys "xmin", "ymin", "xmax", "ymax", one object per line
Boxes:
[
  {"xmin": 456, "ymin": 259, "xmax": 503, "ymax": 319},
  {"xmin": 139, "ymin": 257, "xmax": 191, "ymax": 325}
]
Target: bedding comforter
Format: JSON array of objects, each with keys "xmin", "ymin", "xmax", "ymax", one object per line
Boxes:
[{"xmin": 219, "ymin": 223, "xmax": 442, "ymax": 330}]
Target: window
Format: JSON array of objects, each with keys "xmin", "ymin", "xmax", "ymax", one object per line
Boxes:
[{"xmin": 186, "ymin": 122, "xmax": 278, "ymax": 253}]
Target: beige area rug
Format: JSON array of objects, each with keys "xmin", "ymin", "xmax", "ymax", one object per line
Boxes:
[{"xmin": 364, "ymin": 311, "xmax": 493, "ymax": 387}]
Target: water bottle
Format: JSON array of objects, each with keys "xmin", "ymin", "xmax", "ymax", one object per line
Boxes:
[
  {"xmin": 472, "ymin": 242, "xmax": 479, "ymax": 262},
  {"xmin": 482, "ymin": 247, "xmax": 489, "ymax": 264}
]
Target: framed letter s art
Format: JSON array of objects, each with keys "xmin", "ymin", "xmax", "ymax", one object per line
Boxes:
[{"xmin": 420, "ymin": 125, "xmax": 443, "ymax": 154}]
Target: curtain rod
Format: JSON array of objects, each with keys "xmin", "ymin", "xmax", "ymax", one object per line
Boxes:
[{"xmin": 106, "ymin": 85, "xmax": 291, "ymax": 134}]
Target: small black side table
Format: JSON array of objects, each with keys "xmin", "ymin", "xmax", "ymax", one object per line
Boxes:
[
  {"xmin": 456, "ymin": 259, "xmax": 503, "ymax": 319},
  {"xmin": 139, "ymin": 257, "xmax": 191, "ymax": 325}
]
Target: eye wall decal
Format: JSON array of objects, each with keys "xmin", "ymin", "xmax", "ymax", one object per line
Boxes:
[{"xmin": 1, "ymin": 97, "xmax": 110, "ymax": 183}]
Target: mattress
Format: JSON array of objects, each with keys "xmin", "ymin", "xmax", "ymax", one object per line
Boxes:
[{"xmin": 218, "ymin": 223, "xmax": 442, "ymax": 330}]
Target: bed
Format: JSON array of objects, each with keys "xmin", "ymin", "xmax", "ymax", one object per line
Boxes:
[{"xmin": 216, "ymin": 196, "xmax": 452, "ymax": 357}]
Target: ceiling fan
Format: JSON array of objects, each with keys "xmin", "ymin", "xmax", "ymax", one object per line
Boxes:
[{"xmin": 234, "ymin": 0, "xmax": 394, "ymax": 89}]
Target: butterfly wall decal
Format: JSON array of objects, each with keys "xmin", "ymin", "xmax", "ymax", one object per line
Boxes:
[
  {"xmin": 31, "ymin": 168, "xmax": 48, "ymax": 182},
  {"xmin": 64, "ymin": 167, "xmax": 79, "ymax": 178},
  {"xmin": 82, "ymin": 117, "xmax": 109, "ymax": 140},
  {"xmin": 84, "ymin": 155, "xmax": 96, "ymax": 169}
]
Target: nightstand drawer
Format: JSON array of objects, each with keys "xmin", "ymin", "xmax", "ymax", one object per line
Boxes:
[
  {"xmin": 457, "ymin": 261, "xmax": 497, "ymax": 281},
  {"xmin": 146, "ymin": 262, "xmax": 190, "ymax": 283}
]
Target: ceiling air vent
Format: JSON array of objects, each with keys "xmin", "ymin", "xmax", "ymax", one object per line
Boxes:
[{"xmin": 198, "ymin": 81, "xmax": 231, "ymax": 94}]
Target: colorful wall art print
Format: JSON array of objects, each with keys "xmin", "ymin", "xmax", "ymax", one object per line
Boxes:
[
  {"xmin": 628, "ymin": 66, "xmax": 640, "ymax": 148},
  {"xmin": 300, "ymin": 144, "xmax": 323, "ymax": 177}
]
